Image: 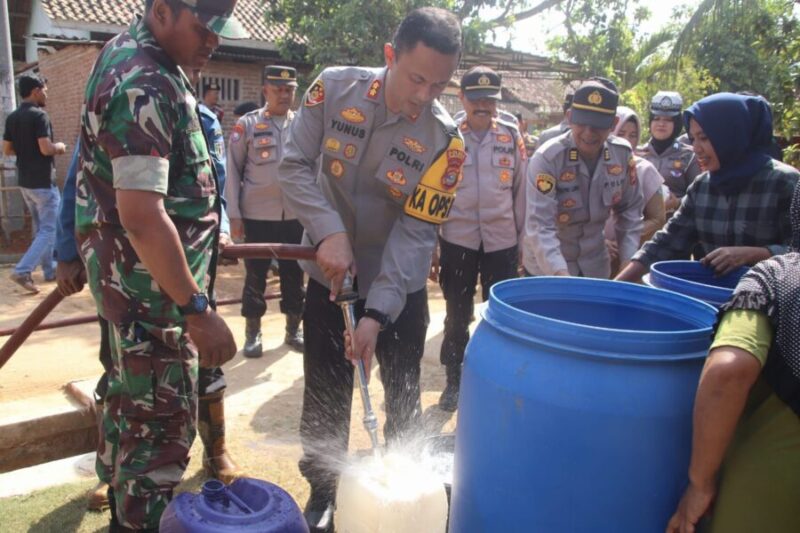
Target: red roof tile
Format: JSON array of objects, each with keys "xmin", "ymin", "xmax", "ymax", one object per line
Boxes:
[{"xmin": 41, "ymin": 0, "xmax": 291, "ymax": 43}]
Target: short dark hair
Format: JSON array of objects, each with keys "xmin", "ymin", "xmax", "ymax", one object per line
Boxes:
[
  {"xmin": 19, "ymin": 75, "xmax": 45, "ymax": 98},
  {"xmin": 393, "ymin": 7, "xmax": 462, "ymax": 57},
  {"xmin": 145, "ymin": 0, "xmax": 185, "ymax": 14}
]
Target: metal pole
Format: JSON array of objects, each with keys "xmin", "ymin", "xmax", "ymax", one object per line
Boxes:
[{"xmin": 0, "ymin": 0, "xmax": 16, "ymax": 119}]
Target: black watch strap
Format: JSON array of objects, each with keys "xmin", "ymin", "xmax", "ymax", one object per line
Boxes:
[{"xmin": 363, "ymin": 308, "xmax": 390, "ymax": 330}]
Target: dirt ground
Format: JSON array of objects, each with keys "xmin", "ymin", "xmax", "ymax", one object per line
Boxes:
[{"xmin": 0, "ymin": 261, "xmax": 459, "ymax": 529}]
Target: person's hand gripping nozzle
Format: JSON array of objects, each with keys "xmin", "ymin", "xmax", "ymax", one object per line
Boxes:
[{"xmin": 336, "ymin": 274, "xmax": 381, "ymax": 458}]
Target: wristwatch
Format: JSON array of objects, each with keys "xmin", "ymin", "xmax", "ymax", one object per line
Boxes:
[
  {"xmin": 179, "ymin": 292, "xmax": 209, "ymax": 316},
  {"xmin": 363, "ymin": 308, "xmax": 390, "ymax": 330}
]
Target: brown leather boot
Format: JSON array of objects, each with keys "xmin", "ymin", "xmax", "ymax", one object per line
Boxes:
[
  {"xmin": 87, "ymin": 399, "xmax": 110, "ymax": 511},
  {"xmin": 198, "ymin": 390, "xmax": 243, "ymax": 484},
  {"xmin": 86, "ymin": 480, "xmax": 110, "ymax": 511}
]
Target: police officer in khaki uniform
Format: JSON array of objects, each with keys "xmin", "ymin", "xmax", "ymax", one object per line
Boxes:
[
  {"xmin": 637, "ymin": 91, "xmax": 701, "ymax": 212},
  {"xmin": 436, "ymin": 66, "xmax": 526, "ymax": 412},
  {"xmin": 225, "ymin": 65, "xmax": 305, "ymax": 357},
  {"xmin": 524, "ymin": 80, "xmax": 644, "ymax": 279},
  {"xmin": 277, "ymin": 8, "xmax": 464, "ymax": 532}
]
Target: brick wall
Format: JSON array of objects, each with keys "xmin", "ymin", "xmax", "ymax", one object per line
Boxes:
[
  {"xmin": 38, "ymin": 44, "xmax": 101, "ymax": 184},
  {"xmin": 37, "ymin": 48, "xmax": 280, "ymax": 183}
]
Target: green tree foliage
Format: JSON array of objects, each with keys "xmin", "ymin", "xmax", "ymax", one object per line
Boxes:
[
  {"xmin": 546, "ymin": 0, "xmax": 800, "ymax": 157},
  {"xmin": 264, "ymin": 0, "xmax": 565, "ymax": 76}
]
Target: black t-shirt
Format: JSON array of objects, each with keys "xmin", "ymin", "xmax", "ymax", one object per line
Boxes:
[{"xmin": 3, "ymin": 102, "xmax": 55, "ymax": 188}]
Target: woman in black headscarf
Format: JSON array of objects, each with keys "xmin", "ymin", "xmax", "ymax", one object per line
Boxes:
[
  {"xmin": 666, "ymin": 182, "xmax": 800, "ymax": 532},
  {"xmin": 617, "ymin": 92, "xmax": 799, "ymax": 283}
]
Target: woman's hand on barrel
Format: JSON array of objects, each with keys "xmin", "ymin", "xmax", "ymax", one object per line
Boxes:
[
  {"xmin": 317, "ymin": 232, "xmax": 355, "ymax": 300},
  {"xmin": 701, "ymin": 246, "xmax": 770, "ymax": 275},
  {"xmin": 666, "ymin": 481, "xmax": 716, "ymax": 533},
  {"xmin": 343, "ymin": 317, "xmax": 380, "ymax": 377}
]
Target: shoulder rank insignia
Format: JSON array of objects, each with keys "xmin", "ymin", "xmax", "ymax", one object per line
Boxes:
[
  {"xmin": 536, "ymin": 173, "xmax": 556, "ymax": 195},
  {"xmin": 305, "ymin": 79, "xmax": 325, "ymax": 107},
  {"xmin": 568, "ymin": 148, "xmax": 578, "ymax": 162},
  {"xmin": 603, "ymin": 148, "xmax": 611, "ymax": 161},
  {"xmin": 403, "ymin": 137, "xmax": 427, "ymax": 154},
  {"xmin": 404, "ymin": 137, "xmax": 465, "ymax": 225},
  {"xmin": 366, "ymin": 79, "xmax": 382, "ymax": 100},
  {"xmin": 340, "ymin": 107, "xmax": 366, "ymax": 124}
]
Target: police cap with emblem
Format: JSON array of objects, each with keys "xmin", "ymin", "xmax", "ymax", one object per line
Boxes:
[
  {"xmin": 264, "ymin": 65, "xmax": 298, "ymax": 87},
  {"xmin": 650, "ymin": 91, "xmax": 683, "ymax": 117},
  {"xmin": 203, "ymin": 81, "xmax": 221, "ymax": 93},
  {"xmin": 569, "ymin": 80, "xmax": 619, "ymax": 129},
  {"xmin": 460, "ymin": 66, "xmax": 502, "ymax": 101},
  {"xmin": 176, "ymin": 0, "xmax": 249, "ymax": 40}
]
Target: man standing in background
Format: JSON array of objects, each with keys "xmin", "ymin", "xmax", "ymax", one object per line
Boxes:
[
  {"xmin": 3, "ymin": 74, "xmax": 66, "ymax": 294},
  {"xmin": 226, "ymin": 65, "xmax": 305, "ymax": 357}
]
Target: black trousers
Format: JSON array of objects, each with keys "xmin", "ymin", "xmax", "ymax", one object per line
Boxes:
[
  {"xmin": 241, "ymin": 218, "xmax": 305, "ymax": 318},
  {"xmin": 439, "ymin": 238, "xmax": 518, "ymax": 367},
  {"xmin": 298, "ymin": 278, "xmax": 429, "ymax": 497}
]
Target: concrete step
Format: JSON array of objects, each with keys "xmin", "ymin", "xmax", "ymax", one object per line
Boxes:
[{"xmin": 0, "ymin": 379, "xmax": 97, "ymax": 474}]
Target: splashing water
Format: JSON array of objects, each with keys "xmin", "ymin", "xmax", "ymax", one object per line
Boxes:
[{"xmin": 335, "ymin": 442, "xmax": 451, "ymax": 533}]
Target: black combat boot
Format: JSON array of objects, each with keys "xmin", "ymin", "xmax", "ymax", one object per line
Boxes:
[
  {"xmin": 284, "ymin": 313, "xmax": 304, "ymax": 352},
  {"xmin": 199, "ymin": 390, "xmax": 243, "ymax": 484},
  {"xmin": 243, "ymin": 317, "xmax": 262, "ymax": 358},
  {"xmin": 304, "ymin": 486, "xmax": 335, "ymax": 533},
  {"xmin": 438, "ymin": 364, "xmax": 462, "ymax": 412}
]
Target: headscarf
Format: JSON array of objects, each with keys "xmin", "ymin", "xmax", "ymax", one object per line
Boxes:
[
  {"xmin": 648, "ymin": 115, "xmax": 682, "ymax": 155},
  {"xmin": 720, "ymin": 181, "xmax": 800, "ymax": 416},
  {"xmin": 613, "ymin": 106, "xmax": 642, "ymax": 144},
  {"xmin": 683, "ymin": 93, "xmax": 773, "ymax": 196}
]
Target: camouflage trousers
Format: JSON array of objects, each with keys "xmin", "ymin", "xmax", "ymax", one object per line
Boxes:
[{"xmin": 96, "ymin": 320, "xmax": 198, "ymax": 530}]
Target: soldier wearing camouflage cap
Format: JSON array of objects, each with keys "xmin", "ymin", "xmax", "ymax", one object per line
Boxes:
[
  {"xmin": 75, "ymin": 0, "xmax": 246, "ymax": 529},
  {"xmin": 638, "ymin": 91, "xmax": 701, "ymax": 213}
]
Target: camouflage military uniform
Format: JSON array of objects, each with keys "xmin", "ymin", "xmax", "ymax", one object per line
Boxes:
[{"xmin": 76, "ymin": 16, "xmax": 219, "ymax": 530}]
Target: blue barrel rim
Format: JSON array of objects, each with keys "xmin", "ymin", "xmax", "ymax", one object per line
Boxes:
[
  {"xmin": 650, "ymin": 260, "xmax": 747, "ymax": 306},
  {"xmin": 483, "ymin": 277, "xmax": 718, "ymax": 362}
]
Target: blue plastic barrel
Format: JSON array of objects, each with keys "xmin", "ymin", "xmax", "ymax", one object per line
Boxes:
[
  {"xmin": 449, "ymin": 277, "xmax": 718, "ymax": 533},
  {"xmin": 649, "ymin": 260, "xmax": 748, "ymax": 307},
  {"xmin": 160, "ymin": 478, "xmax": 309, "ymax": 533}
]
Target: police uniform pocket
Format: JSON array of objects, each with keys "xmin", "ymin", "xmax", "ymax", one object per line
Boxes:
[
  {"xmin": 491, "ymin": 150, "xmax": 515, "ymax": 170},
  {"xmin": 376, "ymin": 148, "xmax": 424, "ymax": 203},
  {"xmin": 602, "ymin": 183, "xmax": 624, "ymax": 207}
]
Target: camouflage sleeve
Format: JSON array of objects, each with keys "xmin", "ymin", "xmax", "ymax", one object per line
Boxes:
[
  {"xmin": 525, "ymin": 151, "xmax": 567, "ymax": 274},
  {"xmin": 99, "ymin": 88, "xmax": 174, "ymax": 195}
]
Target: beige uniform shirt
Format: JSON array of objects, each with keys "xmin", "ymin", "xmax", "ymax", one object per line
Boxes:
[
  {"xmin": 278, "ymin": 66, "xmax": 465, "ymax": 320},
  {"xmin": 225, "ymin": 107, "xmax": 295, "ymax": 220},
  {"xmin": 440, "ymin": 117, "xmax": 527, "ymax": 252},
  {"xmin": 637, "ymin": 140, "xmax": 701, "ymax": 198},
  {"xmin": 524, "ymin": 132, "xmax": 644, "ymax": 278}
]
